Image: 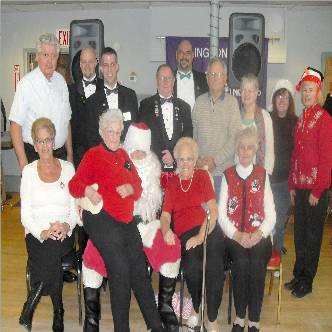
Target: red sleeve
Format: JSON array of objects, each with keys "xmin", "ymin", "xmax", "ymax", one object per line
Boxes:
[
  {"xmin": 68, "ymin": 150, "xmax": 96, "ymax": 198},
  {"xmin": 200, "ymin": 170, "xmax": 216, "ymax": 202},
  {"xmin": 162, "ymin": 181, "xmax": 174, "ymax": 214},
  {"xmin": 312, "ymin": 112, "xmax": 332, "ymax": 198}
]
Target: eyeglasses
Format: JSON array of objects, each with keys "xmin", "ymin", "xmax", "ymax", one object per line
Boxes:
[
  {"xmin": 35, "ymin": 137, "xmax": 54, "ymax": 146},
  {"xmin": 206, "ymin": 72, "xmax": 225, "ymax": 79},
  {"xmin": 276, "ymin": 94, "xmax": 289, "ymax": 100},
  {"xmin": 159, "ymin": 76, "xmax": 174, "ymax": 82},
  {"xmin": 177, "ymin": 157, "xmax": 195, "ymax": 163}
]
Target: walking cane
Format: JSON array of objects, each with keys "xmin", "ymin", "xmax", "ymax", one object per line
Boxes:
[{"xmin": 194, "ymin": 203, "xmax": 211, "ymax": 332}]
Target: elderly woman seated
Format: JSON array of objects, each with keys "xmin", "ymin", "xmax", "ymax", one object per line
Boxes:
[
  {"xmin": 218, "ymin": 127, "xmax": 276, "ymax": 332},
  {"xmin": 160, "ymin": 137, "xmax": 224, "ymax": 332},
  {"xmin": 69, "ymin": 109, "xmax": 164, "ymax": 332},
  {"xmin": 19, "ymin": 117, "xmax": 77, "ymax": 332}
]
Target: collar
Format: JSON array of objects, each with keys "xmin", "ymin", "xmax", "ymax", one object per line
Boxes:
[
  {"xmin": 208, "ymin": 91, "xmax": 225, "ymax": 103},
  {"xmin": 83, "ymin": 74, "xmax": 96, "ymax": 82},
  {"xmin": 105, "ymin": 83, "xmax": 118, "ymax": 90},
  {"xmin": 236, "ymin": 163, "xmax": 254, "ymax": 179},
  {"xmin": 159, "ymin": 93, "xmax": 173, "ymax": 99},
  {"xmin": 101, "ymin": 141, "xmax": 118, "ymax": 153},
  {"xmin": 38, "ymin": 66, "xmax": 55, "ymax": 83}
]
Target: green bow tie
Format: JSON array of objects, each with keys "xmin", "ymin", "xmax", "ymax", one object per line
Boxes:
[{"xmin": 179, "ymin": 72, "xmax": 192, "ymax": 80}]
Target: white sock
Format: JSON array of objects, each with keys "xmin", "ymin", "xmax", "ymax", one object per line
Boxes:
[
  {"xmin": 234, "ymin": 316, "xmax": 245, "ymax": 327},
  {"xmin": 248, "ymin": 321, "xmax": 260, "ymax": 329}
]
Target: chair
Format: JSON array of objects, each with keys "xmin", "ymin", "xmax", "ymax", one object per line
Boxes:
[
  {"xmin": 26, "ymin": 245, "xmax": 83, "ymax": 326},
  {"xmin": 226, "ymin": 248, "xmax": 282, "ymax": 325},
  {"xmin": 266, "ymin": 249, "xmax": 282, "ymax": 325}
]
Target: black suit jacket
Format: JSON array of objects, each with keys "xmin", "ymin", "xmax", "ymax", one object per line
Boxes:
[
  {"xmin": 84, "ymin": 83, "xmax": 138, "ymax": 151},
  {"xmin": 69, "ymin": 78, "xmax": 104, "ymax": 167},
  {"xmin": 139, "ymin": 94, "xmax": 192, "ymax": 171},
  {"xmin": 173, "ymin": 69, "xmax": 208, "ymax": 100}
]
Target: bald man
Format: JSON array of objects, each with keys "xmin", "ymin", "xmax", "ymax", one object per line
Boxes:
[
  {"xmin": 173, "ymin": 39, "xmax": 208, "ymax": 110},
  {"xmin": 69, "ymin": 47, "xmax": 104, "ymax": 168}
]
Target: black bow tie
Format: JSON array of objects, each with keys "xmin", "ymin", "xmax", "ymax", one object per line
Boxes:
[
  {"xmin": 83, "ymin": 79, "xmax": 96, "ymax": 87},
  {"xmin": 160, "ymin": 97, "xmax": 173, "ymax": 105},
  {"xmin": 105, "ymin": 87, "xmax": 118, "ymax": 96}
]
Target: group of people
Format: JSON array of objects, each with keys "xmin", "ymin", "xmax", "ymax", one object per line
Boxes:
[{"xmin": 8, "ymin": 32, "xmax": 332, "ymax": 332}]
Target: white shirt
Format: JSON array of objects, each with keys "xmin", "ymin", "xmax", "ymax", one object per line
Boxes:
[
  {"xmin": 218, "ymin": 163, "xmax": 276, "ymax": 239},
  {"xmin": 9, "ymin": 67, "xmax": 71, "ymax": 149},
  {"xmin": 105, "ymin": 83, "xmax": 118, "ymax": 109},
  {"xmin": 20, "ymin": 159, "xmax": 78, "ymax": 242},
  {"xmin": 160, "ymin": 94, "xmax": 173, "ymax": 140},
  {"xmin": 239, "ymin": 108, "xmax": 275, "ymax": 175},
  {"xmin": 83, "ymin": 74, "xmax": 97, "ymax": 98},
  {"xmin": 176, "ymin": 71, "xmax": 195, "ymax": 111}
]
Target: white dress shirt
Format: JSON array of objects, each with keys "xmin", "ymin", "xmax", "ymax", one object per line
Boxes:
[
  {"xmin": 176, "ymin": 71, "xmax": 195, "ymax": 110},
  {"xmin": 218, "ymin": 163, "xmax": 276, "ymax": 239},
  {"xmin": 83, "ymin": 74, "xmax": 97, "ymax": 98},
  {"xmin": 9, "ymin": 67, "xmax": 71, "ymax": 149},
  {"xmin": 160, "ymin": 94, "xmax": 173, "ymax": 140},
  {"xmin": 105, "ymin": 83, "xmax": 118, "ymax": 109}
]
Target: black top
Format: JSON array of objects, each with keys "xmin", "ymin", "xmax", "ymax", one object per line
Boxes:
[{"xmin": 270, "ymin": 113, "xmax": 297, "ymax": 183}]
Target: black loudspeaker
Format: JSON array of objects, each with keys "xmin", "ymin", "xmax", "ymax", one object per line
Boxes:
[
  {"xmin": 228, "ymin": 13, "xmax": 265, "ymax": 87},
  {"xmin": 69, "ymin": 19, "xmax": 104, "ymax": 82}
]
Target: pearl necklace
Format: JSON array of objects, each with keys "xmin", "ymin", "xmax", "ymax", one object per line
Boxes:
[{"xmin": 179, "ymin": 171, "xmax": 194, "ymax": 193}]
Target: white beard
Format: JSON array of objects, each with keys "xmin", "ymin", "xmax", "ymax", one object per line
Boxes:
[{"xmin": 132, "ymin": 152, "xmax": 162, "ymax": 223}]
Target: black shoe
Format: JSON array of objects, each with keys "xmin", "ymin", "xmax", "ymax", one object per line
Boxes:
[
  {"xmin": 231, "ymin": 323, "xmax": 245, "ymax": 332},
  {"xmin": 158, "ymin": 275, "xmax": 179, "ymax": 332},
  {"xmin": 19, "ymin": 282, "xmax": 44, "ymax": 331},
  {"xmin": 248, "ymin": 327, "xmax": 259, "ymax": 332},
  {"xmin": 83, "ymin": 287, "xmax": 101, "ymax": 332},
  {"xmin": 291, "ymin": 282, "xmax": 312, "ymax": 298},
  {"xmin": 284, "ymin": 278, "xmax": 299, "ymax": 291},
  {"xmin": 63, "ymin": 271, "xmax": 77, "ymax": 283},
  {"xmin": 52, "ymin": 306, "xmax": 64, "ymax": 332}
]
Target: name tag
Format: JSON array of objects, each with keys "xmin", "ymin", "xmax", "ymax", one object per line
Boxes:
[{"xmin": 123, "ymin": 112, "xmax": 132, "ymax": 121}]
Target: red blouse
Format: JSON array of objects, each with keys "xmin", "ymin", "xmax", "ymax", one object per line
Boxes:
[
  {"xmin": 162, "ymin": 169, "xmax": 215, "ymax": 237},
  {"xmin": 289, "ymin": 104, "xmax": 332, "ymax": 198},
  {"xmin": 69, "ymin": 144, "xmax": 142, "ymax": 223}
]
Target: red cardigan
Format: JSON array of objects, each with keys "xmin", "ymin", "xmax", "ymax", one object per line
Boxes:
[
  {"xmin": 289, "ymin": 104, "xmax": 332, "ymax": 198},
  {"xmin": 162, "ymin": 169, "xmax": 215, "ymax": 237},
  {"xmin": 69, "ymin": 144, "xmax": 142, "ymax": 223}
]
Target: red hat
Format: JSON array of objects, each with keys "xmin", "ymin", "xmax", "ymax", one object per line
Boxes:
[{"xmin": 296, "ymin": 66, "xmax": 324, "ymax": 91}]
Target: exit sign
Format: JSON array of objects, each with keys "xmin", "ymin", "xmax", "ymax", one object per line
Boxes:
[{"xmin": 56, "ymin": 29, "xmax": 70, "ymax": 47}]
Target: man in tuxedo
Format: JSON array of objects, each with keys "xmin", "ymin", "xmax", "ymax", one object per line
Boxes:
[
  {"xmin": 69, "ymin": 47, "xmax": 104, "ymax": 168},
  {"xmin": 173, "ymin": 39, "xmax": 208, "ymax": 110},
  {"xmin": 84, "ymin": 47, "xmax": 138, "ymax": 150},
  {"xmin": 139, "ymin": 64, "xmax": 192, "ymax": 332}
]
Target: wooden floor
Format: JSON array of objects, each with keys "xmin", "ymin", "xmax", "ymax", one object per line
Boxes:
[{"xmin": 2, "ymin": 193, "xmax": 332, "ymax": 332}]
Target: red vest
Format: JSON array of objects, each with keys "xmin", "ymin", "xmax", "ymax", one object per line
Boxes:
[{"xmin": 225, "ymin": 165, "xmax": 266, "ymax": 233}]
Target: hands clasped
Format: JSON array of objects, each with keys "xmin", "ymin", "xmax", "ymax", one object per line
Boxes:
[
  {"xmin": 41, "ymin": 221, "xmax": 69, "ymax": 242},
  {"xmin": 233, "ymin": 229, "xmax": 263, "ymax": 248}
]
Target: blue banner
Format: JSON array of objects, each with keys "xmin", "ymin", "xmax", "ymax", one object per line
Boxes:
[{"xmin": 166, "ymin": 36, "xmax": 268, "ymax": 108}]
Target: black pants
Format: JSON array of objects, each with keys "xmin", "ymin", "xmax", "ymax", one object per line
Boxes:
[
  {"xmin": 227, "ymin": 237, "xmax": 272, "ymax": 322},
  {"xmin": 180, "ymin": 224, "xmax": 225, "ymax": 322},
  {"xmin": 293, "ymin": 189, "xmax": 328, "ymax": 286},
  {"xmin": 83, "ymin": 209, "xmax": 162, "ymax": 332},
  {"xmin": 26, "ymin": 233, "xmax": 72, "ymax": 308},
  {"xmin": 24, "ymin": 142, "xmax": 67, "ymax": 163}
]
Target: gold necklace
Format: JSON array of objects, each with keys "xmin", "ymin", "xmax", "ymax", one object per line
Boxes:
[{"xmin": 179, "ymin": 171, "xmax": 194, "ymax": 193}]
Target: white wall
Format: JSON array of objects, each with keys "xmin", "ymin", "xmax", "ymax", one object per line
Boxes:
[{"xmin": 1, "ymin": 4, "xmax": 332, "ymax": 180}]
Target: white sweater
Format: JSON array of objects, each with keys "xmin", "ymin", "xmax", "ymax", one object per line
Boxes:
[
  {"xmin": 218, "ymin": 163, "xmax": 276, "ymax": 239},
  {"xmin": 20, "ymin": 159, "xmax": 78, "ymax": 242}
]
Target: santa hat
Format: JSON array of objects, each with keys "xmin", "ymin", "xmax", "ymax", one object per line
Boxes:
[
  {"xmin": 123, "ymin": 122, "xmax": 151, "ymax": 153},
  {"xmin": 268, "ymin": 79, "xmax": 295, "ymax": 111},
  {"xmin": 296, "ymin": 66, "xmax": 324, "ymax": 91}
]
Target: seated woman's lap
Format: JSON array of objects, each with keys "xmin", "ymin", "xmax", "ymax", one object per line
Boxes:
[{"xmin": 25, "ymin": 233, "xmax": 72, "ymax": 293}]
